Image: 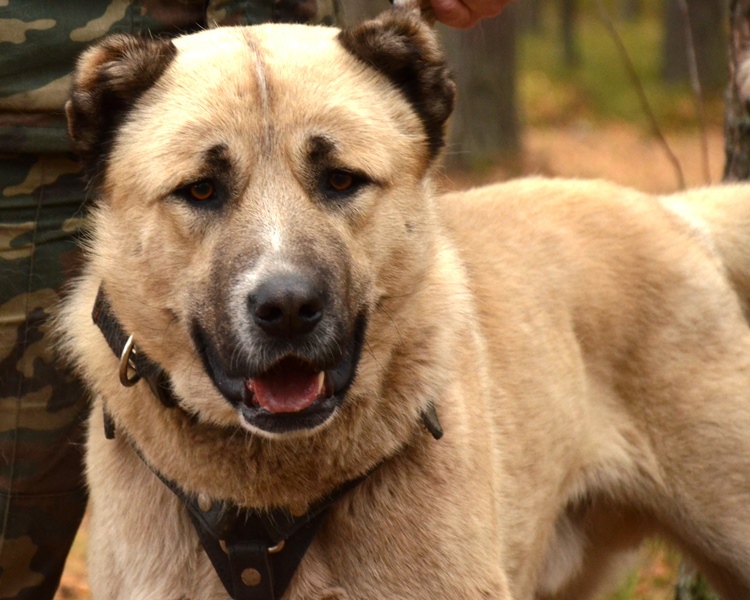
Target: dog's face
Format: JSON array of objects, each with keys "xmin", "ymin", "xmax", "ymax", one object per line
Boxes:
[{"xmin": 67, "ymin": 11, "xmax": 455, "ymax": 439}]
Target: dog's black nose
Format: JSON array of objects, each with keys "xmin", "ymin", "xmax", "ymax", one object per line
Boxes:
[{"xmin": 249, "ymin": 273, "xmax": 325, "ymax": 338}]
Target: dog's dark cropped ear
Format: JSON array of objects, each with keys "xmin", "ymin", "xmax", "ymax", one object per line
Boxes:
[
  {"xmin": 66, "ymin": 35, "xmax": 177, "ymax": 186},
  {"xmin": 338, "ymin": 8, "xmax": 456, "ymax": 160}
]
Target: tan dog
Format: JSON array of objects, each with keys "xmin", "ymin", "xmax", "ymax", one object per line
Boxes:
[{"xmin": 58, "ymin": 7, "xmax": 750, "ymax": 599}]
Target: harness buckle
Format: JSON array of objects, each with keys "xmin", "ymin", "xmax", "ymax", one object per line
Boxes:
[{"xmin": 268, "ymin": 540, "xmax": 285, "ymax": 554}]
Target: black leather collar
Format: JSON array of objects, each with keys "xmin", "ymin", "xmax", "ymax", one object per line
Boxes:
[
  {"xmin": 92, "ymin": 288, "xmax": 177, "ymax": 413},
  {"xmin": 91, "ymin": 285, "xmax": 442, "ymax": 599}
]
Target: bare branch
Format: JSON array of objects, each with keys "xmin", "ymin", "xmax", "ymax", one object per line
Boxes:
[
  {"xmin": 723, "ymin": 0, "xmax": 750, "ymax": 181},
  {"xmin": 595, "ymin": 0, "xmax": 686, "ymax": 190},
  {"xmin": 678, "ymin": 0, "xmax": 711, "ymax": 185}
]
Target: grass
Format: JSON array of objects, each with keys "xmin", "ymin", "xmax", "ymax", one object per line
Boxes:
[{"xmin": 604, "ymin": 543, "xmax": 682, "ymax": 600}]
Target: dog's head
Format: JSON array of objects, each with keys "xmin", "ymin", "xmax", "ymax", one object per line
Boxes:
[{"xmin": 67, "ymin": 9, "xmax": 455, "ymax": 440}]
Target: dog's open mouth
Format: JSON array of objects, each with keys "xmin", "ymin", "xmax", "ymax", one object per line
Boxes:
[
  {"xmin": 238, "ymin": 356, "xmax": 341, "ymax": 434},
  {"xmin": 245, "ymin": 358, "xmax": 332, "ymax": 413},
  {"xmin": 193, "ymin": 315, "xmax": 367, "ymax": 435}
]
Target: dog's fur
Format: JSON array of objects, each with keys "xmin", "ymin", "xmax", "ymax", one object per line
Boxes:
[{"xmin": 58, "ymin": 8, "xmax": 750, "ymax": 599}]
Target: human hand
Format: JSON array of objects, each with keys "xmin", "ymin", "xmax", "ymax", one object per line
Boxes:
[{"xmin": 428, "ymin": 0, "xmax": 513, "ymax": 28}]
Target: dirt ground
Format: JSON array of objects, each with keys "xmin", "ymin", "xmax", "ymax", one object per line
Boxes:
[
  {"xmin": 54, "ymin": 123, "xmax": 725, "ymax": 600},
  {"xmin": 444, "ymin": 122, "xmax": 725, "ymax": 193}
]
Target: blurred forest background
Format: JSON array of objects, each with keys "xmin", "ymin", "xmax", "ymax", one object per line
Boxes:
[
  {"xmin": 58, "ymin": 1, "xmax": 731, "ymax": 598},
  {"xmin": 352, "ymin": 0, "xmax": 728, "ymax": 191}
]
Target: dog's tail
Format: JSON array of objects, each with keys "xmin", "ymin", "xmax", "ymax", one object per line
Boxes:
[{"xmin": 661, "ymin": 184, "xmax": 750, "ymax": 317}]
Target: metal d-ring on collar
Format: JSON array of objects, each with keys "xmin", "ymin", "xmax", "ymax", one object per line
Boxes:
[
  {"xmin": 119, "ymin": 334, "xmax": 141, "ymax": 387},
  {"xmin": 92, "ymin": 287, "xmax": 178, "ymax": 413}
]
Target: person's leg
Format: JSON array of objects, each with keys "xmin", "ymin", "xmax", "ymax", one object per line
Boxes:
[{"xmin": 0, "ymin": 154, "xmax": 89, "ymax": 600}]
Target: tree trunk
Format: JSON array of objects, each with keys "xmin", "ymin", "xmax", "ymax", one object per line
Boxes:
[
  {"xmin": 662, "ymin": 0, "xmax": 727, "ymax": 92},
  {"xmin": 341, "ymin": 0, "xmax": 388, "ymax": 25},
  {"xmin": 621, "ymin": 0, "xmax": 643, "ymax": 20},
  {"xmin": 440, "ymin": 6, "xmax": 521, "ymax": 170},
  {"xmin": 561, "ymin": 0, "xmax": 580, "ymax": 67},
  {"xmin": 518, "ymin": 0, "xmax": 543, "ymax": 33},
  {"xmin": 724, "ymin": 0, "xmax": 750, "ymax": 180}
]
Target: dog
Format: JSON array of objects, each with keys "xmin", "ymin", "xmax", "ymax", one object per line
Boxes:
[{"xmin": 58, "ymin": 6, "xmax": 750, "ymax": 599}]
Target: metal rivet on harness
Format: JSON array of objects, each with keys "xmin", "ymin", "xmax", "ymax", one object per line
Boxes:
[
  {"xmin": 197, "ymin": 493, "xmax": 212, "ymax": 513},
  {"xmin": 241, "ymin": 568, "xmax": 262, "ymax": 587}
]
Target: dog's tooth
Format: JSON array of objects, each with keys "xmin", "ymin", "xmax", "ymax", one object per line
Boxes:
[
  {"xmin": 317, "ymin": 371, "xmax": 325, "ymax": 395},
  {"xmin": 242, "ymin": 381, "xmax": 257, "ymax": 408}
]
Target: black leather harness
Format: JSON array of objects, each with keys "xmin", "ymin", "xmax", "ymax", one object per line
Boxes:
[
  {"xmin": 133, "ymin": 439, "xmax": 371, "ymax": 600},
  {"xmin": 91, "ymin": 286, "xmax": 443, "ymax": 600}
]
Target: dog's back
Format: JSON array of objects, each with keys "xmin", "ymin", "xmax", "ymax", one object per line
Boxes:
[
  {"xmin": 440, "ymin": 178, "xmax": 750, "ymax": 599},
  {"xmin": 662, "ymin": 184, "xmax": 750, "ymax": 317}
]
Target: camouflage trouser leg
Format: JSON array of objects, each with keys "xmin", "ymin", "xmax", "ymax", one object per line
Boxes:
[{"xmin": 0, "ymin": 154, "xmax": 89, "ymax": 600}]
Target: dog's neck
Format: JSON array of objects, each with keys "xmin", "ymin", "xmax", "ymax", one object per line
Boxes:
[{"xmin": 124, "ymin": 429, "xmax": 376, "ymax": 600}]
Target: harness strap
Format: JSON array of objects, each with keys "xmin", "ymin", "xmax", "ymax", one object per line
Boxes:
[{"xmin": 126, "ymin": 437, "xmax": 369, "ymax": 600}]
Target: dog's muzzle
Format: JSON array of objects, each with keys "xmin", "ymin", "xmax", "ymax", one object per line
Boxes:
[
  {"xmin": 194, "ymin": 316, "xmax": 366, "ymax": 434},
  {"xmin": 193, "ymin": 274, "xmax": 367, "ymax": 434}
]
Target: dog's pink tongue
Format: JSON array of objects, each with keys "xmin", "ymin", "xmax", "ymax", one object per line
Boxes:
[{"xmin": 248, "ymin": 359, "xmax": 323, "ymax": 414}]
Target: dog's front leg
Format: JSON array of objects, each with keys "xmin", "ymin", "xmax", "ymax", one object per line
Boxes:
[{"xmin": 86, "ymin": 402, "xmax": 225, "ymax": 599}]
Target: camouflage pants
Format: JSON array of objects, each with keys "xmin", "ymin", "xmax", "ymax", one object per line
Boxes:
[{"xmin": 0, "ymin": 155, "xmax": 89, "ymax": 600}]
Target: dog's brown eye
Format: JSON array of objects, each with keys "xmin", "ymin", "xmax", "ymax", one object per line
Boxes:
[
  {"xmin": 190, "ymin": 181, "xmax": 215, "ymax": 201},
  {"xmin": 328, "ymin": 172, "xmax": 354, "ymax": 192},
  {"xmin": 320, "ymin": 169, "xmax": 370, "ymax": 202}
]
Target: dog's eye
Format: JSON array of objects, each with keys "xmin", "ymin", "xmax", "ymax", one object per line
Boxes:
[
  {"xmin": 173, "ymin": 179, "xmax": 222, "ymax": 208},
  {"xmin": 189, "ymin": 181, "xmax": 215, "ymax": 202},
  {"xmin": 321, "ymin": 170, "xmax": 368, "ymax": 201},
  {"xmin": 328, "ymin": 171, "xmax": 354, "ymax": 192}
]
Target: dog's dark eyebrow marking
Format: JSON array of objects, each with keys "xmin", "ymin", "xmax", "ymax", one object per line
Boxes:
[
  {"xmin": 305, "ymin": 134, "xmax": 382, "ymax": 188},
  {"xmin": 171, "ymin": 144, "xmax": 234, "ymax": 195},
  {"xmin": 307, "ymin": 135, "xmax": 337, "ymax": 164},
  {"xmin": 205, "ymin": 144, "xmax": 232, "ymax": 173}
]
